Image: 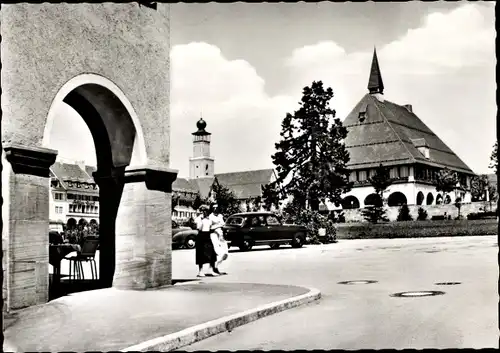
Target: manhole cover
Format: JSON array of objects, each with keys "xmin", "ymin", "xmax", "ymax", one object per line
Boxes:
[
  {"xmin": 435, "ymin": 282, "xmax": 461, "ymax": 286},
  {"xmin": 391, "ymin": 291, "xmax": 445, "ymax": 298},
  {"xmin": 338, "ymin": 280, "xmax": 378, "ymax": 285}
]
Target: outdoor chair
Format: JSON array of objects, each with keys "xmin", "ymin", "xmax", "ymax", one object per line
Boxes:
[{"xmin": 65, "ymin": 237, "xmax": 99, "ymax": 282}]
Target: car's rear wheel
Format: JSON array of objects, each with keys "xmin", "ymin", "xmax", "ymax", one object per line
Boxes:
[
  {"xmin": 270, "ymin": 243, "xmax": 280, "ymax": 249},
  {"xmin": 291, "ymin": 234, "xmax": 304, "ymax": 248},
  {"xmin": 184, "ymin": 236, "xmax": 196, "ymax": 249},
  {"xmin": 239, "ymin": 239, "xmax": 253, "ymax": 251}
]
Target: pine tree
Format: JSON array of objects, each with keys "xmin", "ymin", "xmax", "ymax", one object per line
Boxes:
[
  {"xmin": 211, "ymin": 179, "xmax": 241, "ymax": 218},
  {"xmin": 490, "ymin": 141, "xmax": 498, "ymax": 174},
  {"xmin": 396, "ymin": 204, "xmax": 413, "ymax": 221},
  {"xmin": 470, "ymin": 175, "xmax": 489, "ymax": 202},
  {"xmin": 192, "ymin": 192, "xmax": 205, "ymax": 211},
  {"xmin": 261, "ymin": 183, "xmax": 281, "ymax": 211},
  {"xmin": 361, "ymin": 164, "xmax": 392, "ymax": 224},
  {"xmin": 171, "ymin": 193, "xmax": 180, "ymax": 215},
  {"xmin": 267, "ymin": 81, "xmax": 352, "ymax": 211}
]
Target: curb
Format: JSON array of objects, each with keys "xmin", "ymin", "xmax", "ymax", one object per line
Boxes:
[{"xmin": 121, "ymin": 286, "xmax": 321, "ymax": 352}]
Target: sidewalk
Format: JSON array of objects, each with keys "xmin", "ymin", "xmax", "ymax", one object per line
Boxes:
[{"xmin": 4, "ymin": 281, "xmax": 320, "ymax": 352}]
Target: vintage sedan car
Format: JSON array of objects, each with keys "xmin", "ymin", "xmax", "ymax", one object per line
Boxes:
[
  {"xmin": 172, "ymin": 220, "xmax": 198, "ymax": 249},
  {"xmin": 222, "ymin": 212, "xmax": 309, "ymax": 251}
]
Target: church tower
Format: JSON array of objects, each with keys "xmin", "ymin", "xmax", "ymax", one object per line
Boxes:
[
  {"xmin": 189, "ymin": 117, "xmax": 215, "ymax": 179},
  {"xmin": 367, "ymin": 47, "xmax": 385, "ymax": 102}
]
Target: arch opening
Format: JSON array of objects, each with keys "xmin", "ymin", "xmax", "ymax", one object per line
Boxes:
[
  {"xmin": 43, "ymin": 74, "xmax": 148, "ymax": 299},
  {"xmin": 364, "ymin": 193, "xmax": 382, "ymax": 207},
  {"xmin": 416, "ymin": 191, "xmax": 424, "ymax": 205},
  {"xmin": 436, "ymin": 194, "xmax": 443, "ymax": 205},
  {"xmin": 388, "ymin": 192, "xmax": 407, "ymax": 207},
  {"xmin": 342, "ymin": 196, "xmax": 360, "ymax": 209},
  {"xmin": 426, "ymin": 193, "xmax": 434, "ymax": 205}
]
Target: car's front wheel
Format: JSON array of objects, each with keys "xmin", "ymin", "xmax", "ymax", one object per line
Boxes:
[
  {"xmin": 291, "ymin": 233, "xmax": 304, "ymax": 248},
  {"xmin": 184, "ymin": 236, "xmax": 196, "ymax": 249},
  {"xmin": 239, "ymin": 239, "xmax": 253, "ymax": 251}
]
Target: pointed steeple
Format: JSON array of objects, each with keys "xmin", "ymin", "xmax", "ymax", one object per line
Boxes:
[{"xmin": 367, "ymin": 47, "xmax": 384, "ymax": 95}]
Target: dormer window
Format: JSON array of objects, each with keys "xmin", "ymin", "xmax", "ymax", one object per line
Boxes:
[
  {"xmin": 411, "ymin": 138, "xmax": 430, "ymax": 159},
  {"xmin": 358, "ymin": 102, "xmax": 368, "ymax": 123}
]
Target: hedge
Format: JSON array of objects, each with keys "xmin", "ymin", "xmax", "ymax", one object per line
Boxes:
[{"xmin": 335, "ymin": 219, "xmax": 498, "ymax": 240}]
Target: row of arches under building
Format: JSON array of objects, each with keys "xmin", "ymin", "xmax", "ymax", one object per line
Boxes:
[{"xmin": 342, "ymin": 191, "xmax": 454, "ymax": 209}]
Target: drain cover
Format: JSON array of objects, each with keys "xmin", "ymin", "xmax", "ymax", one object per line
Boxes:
[
  {"xmin": 338, "ymin": 280, "xmax": 378, "ymax": 285},
  {"xmin": 391, "ymin": 291, "xmax": 445, "ymax": 298},
  {"xmin": 435, "ymin": 282, "xmax": 461, "ymax": 286}
]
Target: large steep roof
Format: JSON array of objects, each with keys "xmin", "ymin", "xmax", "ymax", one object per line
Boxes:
[
  {"xmin": 215, "ymin": 169, "xmax": 275, "ymax": 200},
  {"xmin": 172, "ymin": 169, "xmax": 275, "ymax": 200},
  {"xmin": 343, "ymin": 93, "xmax": 473, "ymax": 174}
]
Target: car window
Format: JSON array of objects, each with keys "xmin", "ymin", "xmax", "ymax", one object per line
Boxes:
[
  {"xmin": 227, "ymin": 217, "xmax": 244, "ymax": 226},
  {"xmin": 250, "ymin": 216, "xmax": 265, "ymax": 227},
  {"xmin": 266, "ymin": 216, "xmax": 280, "ymax": 226}
]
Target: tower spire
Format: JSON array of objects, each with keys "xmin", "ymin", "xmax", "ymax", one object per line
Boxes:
[{"xmin": 367, "ymin": 47, "xmax": 384, "ymax": 95}]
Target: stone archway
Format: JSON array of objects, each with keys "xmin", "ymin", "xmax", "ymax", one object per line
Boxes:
[
  {"xmin": 426, "ymin": 193, "xmax": 434, "ymax": 205},
  {"xmin": 1, "ymin": 3, "xmax": 176, "ymax": 311},
  {"xmin": 388, "ymin": 192, "xmax": 407, "ymax": 207},
  {"xmin": 342, "ymin": 196, "xmax": 360, "ymax": 209},
  {"xmin": 416, "ymin": 192, "xmax": 425, "ymax": 205}
]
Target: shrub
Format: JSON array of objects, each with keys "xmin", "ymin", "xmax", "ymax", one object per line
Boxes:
[
  {"xmin": 397, "ymin": 204, "xmax": 413, "ymax": 221},
  {"xmin": 282, "ymin": 208, "xmax": 336, "ymax": 244},
  {"xmin": 431, "ymin": 215, "xmax": 446, "ymax": 221},
  {"xmin": 335, "ymin": 218, "xmax": 497, "ymax": 239},
  {"xmin": 417, "ymin": 207, "xmax": 428, "ymax": 221},
  {"xmin": 361, "ymin": 206, "xmax": 388, "ymax": 224},
  {"xmin": 467, "ymin": 211, "xmax": 497, "ymax": 220}
]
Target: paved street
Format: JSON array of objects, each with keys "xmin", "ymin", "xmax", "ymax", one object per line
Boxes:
[{"xmin": 173, "ymin": 235, "xmax": 498, "ymax": 350}]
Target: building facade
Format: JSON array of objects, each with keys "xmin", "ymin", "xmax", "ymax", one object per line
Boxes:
[
  {"xmin": 328, "ymin": 49, "xmax": 475, "ymax": 211},
  {"xmin": 49, "ymin": 161, "xmax": 100, "ymax": 230}
]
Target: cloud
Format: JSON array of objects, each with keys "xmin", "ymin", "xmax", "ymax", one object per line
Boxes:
[
  {"xmin": 283, "ymin": 3, "xmax": 496, "ymax": 174},
  {"xmin": 170, "ymin": 42, "xmax": 296, "ymax": 177}
]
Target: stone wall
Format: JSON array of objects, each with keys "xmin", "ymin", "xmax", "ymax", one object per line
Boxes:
[
  {"xmin": 342, "ymin": 201, "xmax": 494, "ymax": 223},
  {"xmin": 1, "ymin": 3, "xmax": 170, "ymax": 165}
]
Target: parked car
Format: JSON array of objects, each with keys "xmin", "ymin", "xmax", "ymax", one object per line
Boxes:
[
  {"xmin": 222, "ymin": 212, "xmax": 309, "ymax": 251},
  {"xmin": 172, "ymin": 220, "xmax": 198, "ymax": 249}
]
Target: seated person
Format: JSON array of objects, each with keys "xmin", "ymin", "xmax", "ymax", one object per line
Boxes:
[{"xmin": 49, "ymin": 231, "xmax": 63, "ymax": 245}]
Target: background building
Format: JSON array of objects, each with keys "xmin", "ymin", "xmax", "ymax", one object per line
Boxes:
[
  {"xmin": 49, "ymin": 161, "xmax": 100, "ymax": 229},
  {"xmin": 325, "ymin": 49, "xmax": 476, "ymax": 212},
  {"xmin": 171, "ymin": 119, "xmax": 276, "ymax": 221}
]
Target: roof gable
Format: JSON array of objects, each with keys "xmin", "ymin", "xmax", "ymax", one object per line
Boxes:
[
  {"xmin": 343, "ymin": 95, "xmax": 473, "ymax": 174},
  {"xmin": 215, "ymin": 169, "xmax": 275, "ymax": 199}
]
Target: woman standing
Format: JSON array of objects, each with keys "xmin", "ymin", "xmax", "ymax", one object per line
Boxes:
[
  {"xmin": 209, "ymin": 204, "xmax": 229, "ymax": 275},
  {"xmin": 195, "ymin": 206, "xmax": 218, "ymax": 277}
]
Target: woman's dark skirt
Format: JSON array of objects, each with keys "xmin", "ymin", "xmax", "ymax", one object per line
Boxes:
[{"xmin": 196, "ymin": 231, "xmax": 217, "ymax": 265}]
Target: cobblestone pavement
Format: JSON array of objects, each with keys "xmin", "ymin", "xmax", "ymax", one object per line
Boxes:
[{"xmin": 173, "ymin": 235, "xmax": 498, "ymax": 350}]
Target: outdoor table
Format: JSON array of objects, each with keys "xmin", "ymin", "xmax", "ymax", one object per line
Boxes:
[{"xmin": 49, "ymin": 243, "xmax": 81, "ymax": 284}]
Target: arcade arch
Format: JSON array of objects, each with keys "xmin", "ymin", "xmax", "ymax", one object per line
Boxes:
[
  {"xmin": 416, "ymin": 192, "xmax": 424, "ymax": 205},
  {"xmin": 426, "ymin": 193, "xmax": 434, "ymax": 205},
  {"xmin": 364, "ymin": 193, "xmax": 382, "ymax": 207},
  {"xmin": 342, "ymin": 196, "xmax": 360, "ymax": 209},
  {"xmin": 387, "ymin": 192, "xmax": 407, "ymax": 207}
]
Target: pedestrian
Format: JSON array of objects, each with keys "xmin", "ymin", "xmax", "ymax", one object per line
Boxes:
[
  {"xmin": 209, "ymin": 204, "xmax": 229, "ymax": 275},
  {"xmin": 194, "ymin": 205, "xmax": 218, "ymax": 277}
]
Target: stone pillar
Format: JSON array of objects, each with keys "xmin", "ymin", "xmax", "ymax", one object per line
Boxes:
[
  {"xmin": 2, "ymin": 144, "xmax": 57, "ymax": 311},
  {"xmin": 113, "ymin": 166, "xmax": 177, "ymax": 290},
  {"xmin": 92, "ymin": 167, "xmax": 125, "ymax": 289}
]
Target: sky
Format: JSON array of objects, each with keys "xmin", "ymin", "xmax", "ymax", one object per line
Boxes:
[{"xmin": 49, "ymin": 2, "xmax": 496, "ymax": 177}]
